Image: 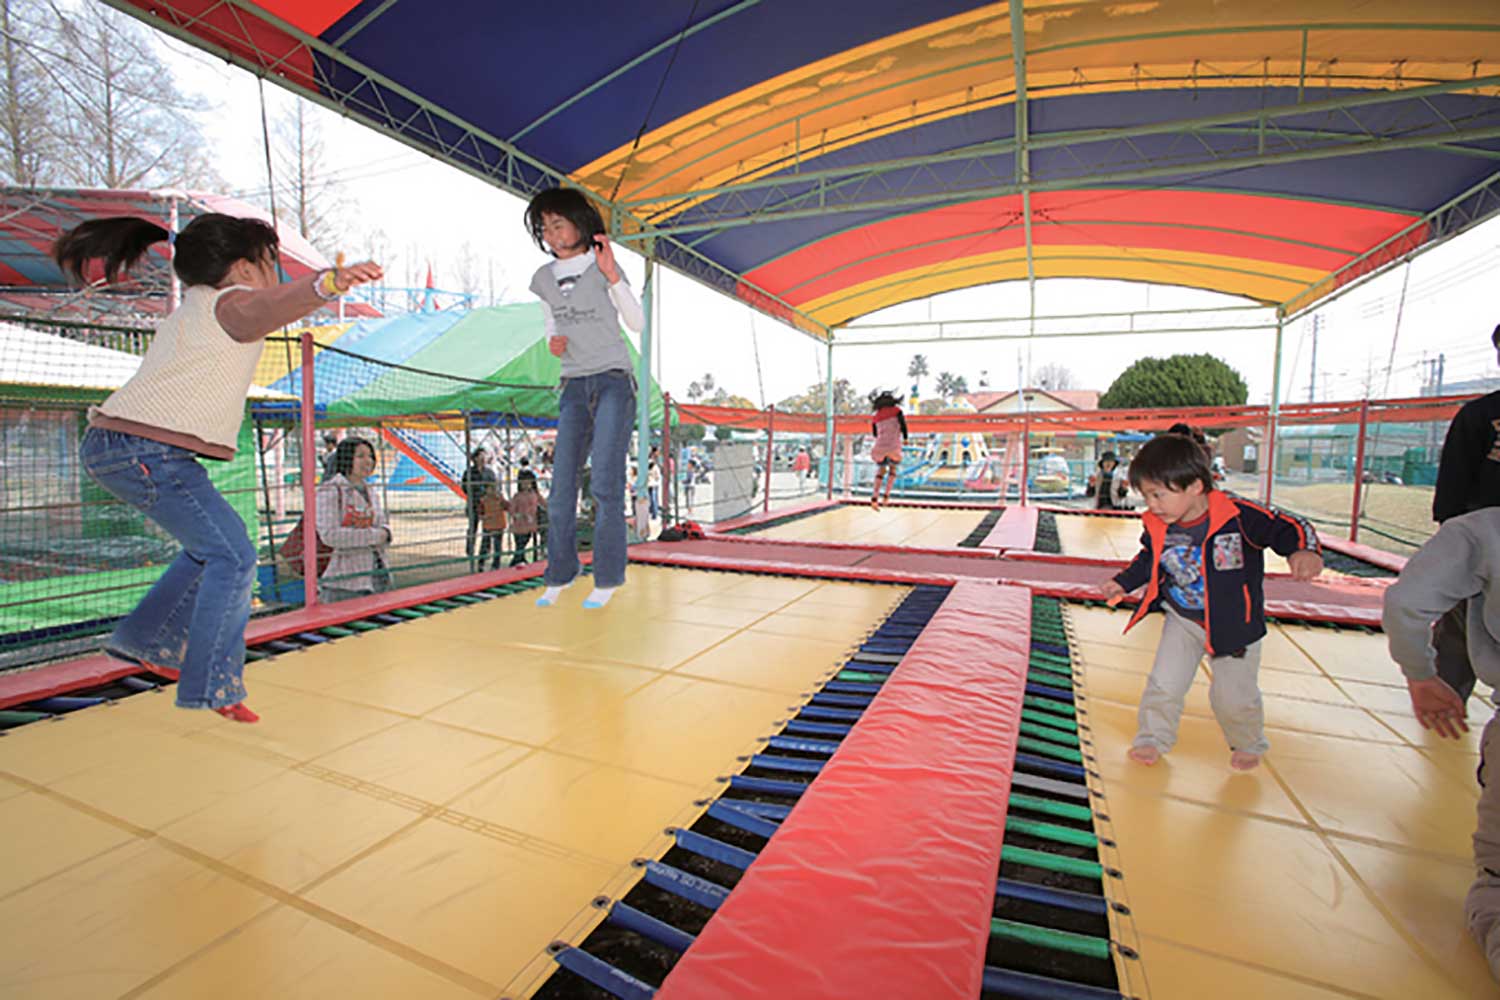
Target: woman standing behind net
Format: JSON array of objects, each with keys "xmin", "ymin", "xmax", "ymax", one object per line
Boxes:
[{"xmin": 56, "ymin": 213, "xmax": 381, "ymax": 723}]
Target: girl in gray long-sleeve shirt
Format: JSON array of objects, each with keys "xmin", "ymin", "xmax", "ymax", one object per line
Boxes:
[{"xmin": 1383, "ymin": 507, "xmax": 1500, "ymax": 983}]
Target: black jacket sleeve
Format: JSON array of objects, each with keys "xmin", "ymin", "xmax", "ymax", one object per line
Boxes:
[
  {"xmin": 1114, "ymin": 530, "xmax": 1154, "ymax": 592},
  {"xmin": 1237, "ymin": 499, "xmax": 1320, "ymax": 557},
  {"xmin": 1434, "ymin": 402, "xmax": 1483, "ymax": 523}
]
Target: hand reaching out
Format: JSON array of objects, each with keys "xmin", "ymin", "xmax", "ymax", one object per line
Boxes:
[
  {"xmin": 1100, "ymin": 579, "xmax": 1125, "ymax": 607},
  {"xmin": 1287, "ymin": 550, "xmax": 1323, "ymax": 582},
  {"xmin": 333, "ymin": 260, "xmax": 383, "ymax": 293},
  {"xmin": 1408, "ymin": 676, "xmax": 1468, "ymax": 739}
]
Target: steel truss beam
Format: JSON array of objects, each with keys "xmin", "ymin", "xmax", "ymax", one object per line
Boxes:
[{"xmin": 97, "ymin": 0, "xmax": 833, "ymax": 342}]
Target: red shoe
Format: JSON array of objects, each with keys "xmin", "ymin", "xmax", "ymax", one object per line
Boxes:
[{"xmin": 214, "ymin": 702, "xmax": 259, "ymax": 724}]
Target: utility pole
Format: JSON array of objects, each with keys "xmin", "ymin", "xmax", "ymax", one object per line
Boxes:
[{"xmin": 1308, "ymin": 314, "xmax": 1321, "ymax": 402}]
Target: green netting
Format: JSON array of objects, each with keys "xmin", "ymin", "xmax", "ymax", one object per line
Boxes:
[
  {"xmin": 309, "ymin": 304, "xmax": 665, "ymax": 425},
  {"xmin": 0, "ymin": 417, "xmax": 259, "ymax": 639}
]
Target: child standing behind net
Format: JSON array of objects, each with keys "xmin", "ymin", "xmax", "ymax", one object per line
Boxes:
[
  {"xmin": 524, "ymin": 187, "xmax": 644, "ymax": 609},
  {"xmin": 1100, "ymin": 433, "xmax": 1322, "ymax": 770},
  {"xmin": 868, "ymin": 390, "xmax": 908, "ymax": 509},
  {"xmin": 56, "ymin": 213, "xmax": 380, "ymax": 723},
  {"xmin": 508, "ymin": 468, "xmax": 542, "ymax": 566}
]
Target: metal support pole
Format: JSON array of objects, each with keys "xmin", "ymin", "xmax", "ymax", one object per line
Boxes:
[
  {"xmin": 254, "ymin": 418, "xmax": 278, "ymax": 573},
  {"xmin": 824, "ymin": 339, "xmax": 835, "ymax": 499},
  {"xmin": 662, "ymin": 392, "xmax": 674, "ymax": 524},
  {"xmin": 764, "ymin": 404, "xmax": 775, "ymax": 513},
  {"xmin": 1350, "ymin": 399, "xmax": 1371, "ymax": 542},
  {"xmin": 634, "ymin": 258, "xmax": 655, "ymax": 535},
  {"xmin": 1264, "ymin": 317, "xmax": 1286, "ymax": 506},
  {"xmin": 299, "ymin": 332, "xmax": 319, "ymax": 605},
  {"xmin": 1021, "ymin": 404, "xmax": 1032, "ymax": 507}
]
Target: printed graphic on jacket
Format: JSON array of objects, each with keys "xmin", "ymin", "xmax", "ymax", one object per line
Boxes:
[
  {"xmin": 1213, "ymin": 532, "xmax": 1245, "ymax": 570},
  {"xmin": 1161, "ymin": 518, "xmax": 1210, "ymax": 616}
]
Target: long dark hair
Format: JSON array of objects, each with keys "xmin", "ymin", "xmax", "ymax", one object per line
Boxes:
[
  {"xmin": 52, "ymin": 212, "xmax": 279, "ymax": 287},
  {"xmin": 330, "ymin": 438, "xmax": 376, "ymax": 477},
  {"xmin": 524, "ymin": 187, "xmax": 605, "ymax": 256}
]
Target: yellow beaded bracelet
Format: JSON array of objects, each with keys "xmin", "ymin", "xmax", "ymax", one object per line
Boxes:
[{"xmin": 317, "ymin": 269, "xmax": 342, "ymax": 299}]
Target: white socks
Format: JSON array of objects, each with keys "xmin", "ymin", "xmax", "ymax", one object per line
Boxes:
[
  {"xmin": 583, "ymin": 587, "xmax": 617, "ymax": 609},
  {"xmin": 537, "ymin": 582, "xmax": 620, "ymax": 608},
  {"xmin": 536, "ymin": 584, "xmax": 569, "ymax": 607}
]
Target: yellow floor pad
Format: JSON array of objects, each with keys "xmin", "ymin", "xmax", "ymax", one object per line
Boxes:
[
  {"xmin": 751, "ymin": 503, "xmax": 990, "ymax": 547},
  {"xmin": 1068, "ymin": 603, "xmax": 1492, "ymax": 998},
  {"xmin": 0, "ymin": 566, "xmax": 904, "ymax": 1000}
]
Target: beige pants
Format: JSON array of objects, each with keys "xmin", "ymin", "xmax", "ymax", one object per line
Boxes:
[
  {"xmin": 1134, "ymin": 607, "xmax": 1269, "ymax": 755},
  {"xmin": 1469, "ymin": 711, "xmax": 1500, "ymax": 981}
]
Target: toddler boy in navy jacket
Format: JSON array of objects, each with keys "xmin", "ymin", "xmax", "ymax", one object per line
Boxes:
[{"xmin": 1101, "ymin": 434, "xmax": 1323, "ymax": 770}]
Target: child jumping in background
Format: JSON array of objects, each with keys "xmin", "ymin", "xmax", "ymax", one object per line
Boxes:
[
  {"xmin": 868, "ymin": 389, "xmax": 908, "ymax": 509},
  {"xmin": 56, "ymin": 213, "xmax": 380, "ymax": 723},
  {"xmin": 1100, "ymin": 433, "xmax": 1323, "ymax": 770},
  {"xmin": 1088, "ymin": 450, "xmax": 1129, "ymax": 510},
  {"xmin": 524, "ymin": 187, "xmax": 644, "ymax": 609}
]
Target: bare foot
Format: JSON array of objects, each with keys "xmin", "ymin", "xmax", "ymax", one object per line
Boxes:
[
  {"xmin": 1229, "ymin": 751, "xmax": 1261, "ymax": 771},
  {"xmin": 1128, "ymin": 744, "xmax": 1160, "ymax": 766}
]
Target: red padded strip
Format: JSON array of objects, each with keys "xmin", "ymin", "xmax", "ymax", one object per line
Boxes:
[
  {"xmin": 0, "ymin": 562, "xmax": 549, "ymax": 710},
  {"xmin": 840, "ymin": 497, "xmax": 1002, "ymax": 511},
  {"xmin": 980, "ymin": 505, "xmax": 1039, "ymax": 550},
  {"xmin": 627, "ymin": 545, "xmax": 959, "ymax": 587},
  {"xmin": 1320, "ymin": 535, "xmax": 1407, "ymax": 572},
  {"xmin": 699, "ymin": 533, "xmax": 1000, "ymax": 561},
  {"xmin": 629, "ymin": 541, "xmax": 1385, "ymax": 625},
  {"xmin": 656, "ymin": 582, "xmax": 1031, "ymax": 1000},
  {"xmin": 709, "ymin": 499, "xmax": 841, "ymax": 533}
]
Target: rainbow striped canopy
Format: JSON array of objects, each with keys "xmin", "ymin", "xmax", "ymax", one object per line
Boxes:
[{"xmin": 110, "ymin": 1, "xmax": 1500, "ymax": 338}]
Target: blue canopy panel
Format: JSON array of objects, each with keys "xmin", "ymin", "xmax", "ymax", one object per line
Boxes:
[{"xmin": 318, "ymin": 0, "xmax": 990, "ymax": 173}]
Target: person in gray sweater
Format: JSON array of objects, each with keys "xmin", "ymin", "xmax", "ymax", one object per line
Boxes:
[{"xmin": 1383, "ymin": 507, "xmax": 1500, "ymax": 981}]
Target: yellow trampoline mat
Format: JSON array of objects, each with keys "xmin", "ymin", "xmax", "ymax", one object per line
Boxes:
[
  {"xmin": 0, "ymin": 566, "xmax": 905, "ymax": 1000},
  {"xmin": 1054, "ymin": 511, "xmax": 1345, "ymax": 577},
  {"xmin": 1069, "ymin": 603, "xmax": 1494, "ymax": 999},
  {"xmin": 753, "ymin": 503, "xmax": 990, "ymax": 548}
]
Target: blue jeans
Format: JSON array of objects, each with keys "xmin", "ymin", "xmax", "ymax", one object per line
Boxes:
[
  {"xmin": 546, "ymin": 370, "xmax": 634, "ymax": 588},
  {"xmin": 80, "ymin": 428, "xmax": 254, "ymax": 709}
]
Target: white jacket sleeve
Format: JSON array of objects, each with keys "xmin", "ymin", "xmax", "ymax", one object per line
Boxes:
[
  {"xmin": 316, "ymin": 483, "xmax": 386, "ymax": 550},
  {"xmin": 1383, "ymin": 518, "xmax": 1486, "ymax": 682}
]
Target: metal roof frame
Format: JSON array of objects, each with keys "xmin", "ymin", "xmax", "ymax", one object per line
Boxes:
[{"xmin": 99, "ymin": 0, "xmax": 1500, "ymax": 346}]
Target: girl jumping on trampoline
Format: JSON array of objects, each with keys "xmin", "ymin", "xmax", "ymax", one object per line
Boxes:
[
  {"xmin": 868, "ymin": 389, "xmax": 908, "ymax": 509},
  {"xmin": 56, "ymin": 214, "xmax": 381, "ymax": 722},
  {"xmin": 1100, "ymin": 433, "xmax": 1322, "ymax": 770},
  {"xmin": 524, "ymin": 187, "xmax": 644, "ymax": 609}
]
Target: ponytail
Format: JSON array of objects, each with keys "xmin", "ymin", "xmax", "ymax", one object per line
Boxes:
[{"xmin": 52, "ymin": 217, "xmax": 168, "ymax": 284}]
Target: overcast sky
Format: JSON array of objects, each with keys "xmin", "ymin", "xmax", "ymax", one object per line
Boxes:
[{"xmin": 152, "ymin": 26, "xmax": 1500, "ymax": 410}]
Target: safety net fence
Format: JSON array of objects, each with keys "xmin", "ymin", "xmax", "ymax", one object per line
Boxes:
[
  {"xmin": 672, "ymin": 396, "xmax": 1471, "ymax": 552},
  {"xmin": 0, "ymin": 322, "xmax": 644, "ymax": 670}
]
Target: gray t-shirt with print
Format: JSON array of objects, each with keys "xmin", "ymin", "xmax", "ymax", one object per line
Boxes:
[{"xmin": 530, "ymin": 260, "xmax": 632, "ymax": 379}]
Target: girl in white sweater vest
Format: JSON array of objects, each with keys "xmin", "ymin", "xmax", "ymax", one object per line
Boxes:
[{"xmin": 56, "ymin": 213, "xmax": 380, "ymax": 722}]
